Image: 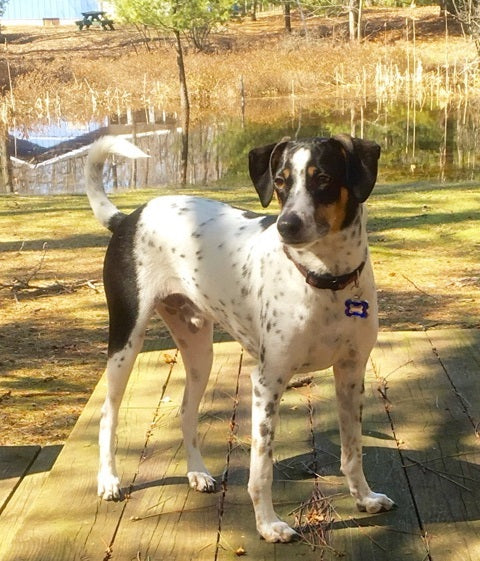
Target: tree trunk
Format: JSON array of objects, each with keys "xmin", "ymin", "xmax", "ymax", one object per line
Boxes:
[
  {"xmin": 0, "ymin": 123, "xmax": 12, "ymax": 193},
  {"xmin": 174, "ymin": 30, "xmax": 190, "ymax": 186},
  {"xmin": 347, "ymin": 0, "xmax": 361, "ymax": 41},
  {"xmin": 357, "ymin": 0, "xmax": 363, "ymax": 40},
  {"xmin": 251, "ymin": 0, "xmax": 258, "ymax": 21},
  {"xmin": 284, "ymin": 2, "xmax": 292, "ymax": 33}
]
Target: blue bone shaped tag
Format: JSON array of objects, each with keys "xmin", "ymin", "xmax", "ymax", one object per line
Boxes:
[{"xmin": 345, "ymin": 299, "xmax": 369, "ymax": 319}]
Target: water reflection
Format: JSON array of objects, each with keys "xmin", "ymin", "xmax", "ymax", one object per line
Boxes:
[{"xmin": 9, "ymin": 98, "xmax": 480, "ymax": 194}]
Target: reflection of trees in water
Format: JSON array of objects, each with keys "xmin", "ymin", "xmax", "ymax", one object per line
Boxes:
[{"xmin": 8, "ymin": 99, "xmax": 480, "ymax": 194}]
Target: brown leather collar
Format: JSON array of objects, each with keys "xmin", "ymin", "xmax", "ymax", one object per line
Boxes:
[{"xmin": 283, "ymin": 246, "xmax": 366, "ymax": 291}]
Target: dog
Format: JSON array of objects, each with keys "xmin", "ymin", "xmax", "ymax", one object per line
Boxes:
[{"xmin": 86, "ymin": 134, "xmax": 394, "ymax": 543}]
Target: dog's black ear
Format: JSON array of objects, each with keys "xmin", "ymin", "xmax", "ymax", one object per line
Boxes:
[
  {"xmin": 248, "ymin": 141, "xmax": 289, "ymax": 207},
  {"xmin": 332, "ymin": 134, "xmax": 381, "ymax": 203}
]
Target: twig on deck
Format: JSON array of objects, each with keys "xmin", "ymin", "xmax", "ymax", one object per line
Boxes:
[
  {"xmin": 291, "ymin": 483, "xmax": 342, "ymax": 555},
  {"xmin": 404, "ymin": 455, "xmax": 472, "ymax": 492},
  {"xmin": 346, "ymin": 516, "xmax": 388, "ymax": 552},
  {"xmin": 130, "ymin": 502, "xmax": 217, "ymax": 521}
]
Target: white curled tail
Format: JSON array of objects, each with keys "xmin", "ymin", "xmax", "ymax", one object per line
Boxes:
[{"xmin": 85, "ymin": 136, "xmax": 148, "ymax": 232}]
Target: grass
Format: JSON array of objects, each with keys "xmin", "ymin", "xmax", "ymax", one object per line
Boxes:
[
  {"xmin": 1, "ymin": 180, "xmax": 479, "ymax": 445},
  {"xmin": 3, "ymin": 7, "xmax": 480, "ymax": 127}
]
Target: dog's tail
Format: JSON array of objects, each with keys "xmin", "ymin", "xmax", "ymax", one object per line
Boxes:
[{"xmin": 85, "ymin": 135, "xmax": 148, "ymax": 232}]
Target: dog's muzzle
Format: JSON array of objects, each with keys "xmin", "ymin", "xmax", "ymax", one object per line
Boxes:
[{"xmin": 277, "ymin": 212, "xmax": 305, "ymax": 244}]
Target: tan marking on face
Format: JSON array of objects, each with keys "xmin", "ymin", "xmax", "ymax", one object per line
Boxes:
[
  {"xmin": 282, "ymin": 167, "xmax": 291, "ymax": 179},
  {"xmin": 274, "ymin": 189, "xmax": 283, "ymax": 206},
  {"xmin": 307, "ymin": 165, "xmax": 318, "ymax": 177},
  {"xmin": 314, "ymin": 186, "xmax": 349, "ymax": 233}
]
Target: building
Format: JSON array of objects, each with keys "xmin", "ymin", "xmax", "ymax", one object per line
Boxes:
[{"xmin": 2, "ymin": 1, "xmax": 114, "ymax": 25}]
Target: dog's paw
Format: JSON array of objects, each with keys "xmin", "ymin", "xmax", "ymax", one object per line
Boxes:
[
  {"xmin": 258, "ymin": 520, "xmax": 298, "ymax": 543},
  {"xmin": 187, "ymin": 471, "xmax": 217, "ymax": 493},
  {"xmin": 98, "ymin": 473, "xmax": 123, "ymax": 501},
  {"xmin": 356, "ymin": 492, "xmax": 395, "ymax": 513}
]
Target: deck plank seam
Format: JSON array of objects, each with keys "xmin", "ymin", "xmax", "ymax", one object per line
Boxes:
[
  {"xmin": 0, "ymin": 445, "xmax": 41, "ymax": 517},
  {"xmin": 214, "ymin": 348, "xmax": 243, "ymax": 561},
  {"xmin": 424, "ymin": 331, "xmax": 479, "ymax": 436},
  {"xmin": 369, "ymin": 353, "xmax": 433, "ymax": 561},
  {"xmin": 106, "ymin": 350, "xmax": 179, "ymax": 559}
]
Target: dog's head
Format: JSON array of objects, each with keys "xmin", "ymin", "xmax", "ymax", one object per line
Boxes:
[{"xmin": 248, "ymin": 135, "xmax": 380, "ymax": 246}]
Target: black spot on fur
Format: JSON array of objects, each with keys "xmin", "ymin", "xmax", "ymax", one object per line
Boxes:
[
  {"xmin": 265, "ymin": 401, "xmax": 275, "ymax": 417},
  {"xmin": 260, "ymin": 421, "xmax": 269, "ymax": 437}
]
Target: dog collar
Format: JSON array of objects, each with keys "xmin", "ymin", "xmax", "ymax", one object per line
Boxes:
[{"xmin": 283, "ymin": 246, "xmax": 366, "ymax": 291}]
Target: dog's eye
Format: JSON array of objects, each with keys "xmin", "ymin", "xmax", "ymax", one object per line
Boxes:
[
  {"xmin": 274, "ymin": 176, "xmax": 286, "ymax": 189},
  {"xmin": 314, "ymin": 173, "xmax": 332, "ymax": 187}
]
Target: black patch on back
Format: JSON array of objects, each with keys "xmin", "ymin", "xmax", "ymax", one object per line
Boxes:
[
  {"xmin": 260, "ymin": 215, "xmax": 277, "ymax": 229},
  {"xmin": 107, "ymin": 211, "xmax": 128, "ymax": 233},
  {"xmin": 241, "ymin": 210, "xmax": 277, "ymax": 230},
  {"xmin": 104, "ymin": 205, "xmax": 145, "ymax": 356}
]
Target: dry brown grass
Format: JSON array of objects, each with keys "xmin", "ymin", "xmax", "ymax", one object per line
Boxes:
[{"xmin": 2, "ymin": 6, "xmax": 480, "ymax": 126}]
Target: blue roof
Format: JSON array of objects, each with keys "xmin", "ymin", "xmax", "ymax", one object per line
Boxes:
[{"xmin": 3, "ymin": 0, "xmax": 100, "ymax": 19}]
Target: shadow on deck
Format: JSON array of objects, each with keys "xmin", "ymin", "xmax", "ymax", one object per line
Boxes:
[{"xmin": 0, "ymin": 329, "xmax": 479, "ymax": 560}]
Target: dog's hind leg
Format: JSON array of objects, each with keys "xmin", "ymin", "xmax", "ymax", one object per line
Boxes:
[
  {"xmin": 98, "ymin": 253, "xmax": 153, "ymax": 501},
  {"xmin": 98, "ymin": 328, "xmax": 146, "ymax": 500},
  {"xmin": 157, "ymin": 296, "xmax": 216, "ymax": 492},
  {"xmin": 97, "ymin": 318, "xmax": 149, "ymax": 500}
]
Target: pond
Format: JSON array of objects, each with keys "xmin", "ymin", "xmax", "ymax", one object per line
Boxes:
[{"xmin": 9, "ymin": 97, "xmax": 480, "ymax": 194}]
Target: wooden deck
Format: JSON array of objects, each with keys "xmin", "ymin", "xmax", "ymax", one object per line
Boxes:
[{"xmin": 1, "ymin": 329, "xmax": 479, "ymax": 561}]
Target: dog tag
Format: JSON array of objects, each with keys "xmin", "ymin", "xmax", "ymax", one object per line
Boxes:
[{"xmin": 345, "ymin": 299, "xmax": 369, "ymax": 319}]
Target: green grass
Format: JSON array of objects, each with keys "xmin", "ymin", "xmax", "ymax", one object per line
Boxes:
[{"xmin": 1, "ymin": 181, "xmax": 479, "ymax": 445}]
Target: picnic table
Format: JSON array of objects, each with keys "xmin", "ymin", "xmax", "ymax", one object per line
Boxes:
[{"xmin": 76, "ymin": 11, "xmax": 115, "ymax": 31}]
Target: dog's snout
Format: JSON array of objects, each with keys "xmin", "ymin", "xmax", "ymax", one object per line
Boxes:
[{"xmin": 277, "ymin": 212, "xmax": 304, "ymax": 242}]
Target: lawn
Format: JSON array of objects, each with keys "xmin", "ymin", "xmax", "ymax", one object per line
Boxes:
[{"xmin": 0, "ymin": 180, "xmax": 479, "ymax": 445}]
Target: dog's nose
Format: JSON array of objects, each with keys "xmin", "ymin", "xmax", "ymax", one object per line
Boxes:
[{"xmin": 277, "ymin": 212, "xmax": 304, "ymax": 242}]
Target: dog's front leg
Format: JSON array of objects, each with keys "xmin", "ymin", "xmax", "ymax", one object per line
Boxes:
[
  {"xmin": 248, "ymin": 366, "xmax": 297, "ymax": 543},
  {"xmin": 333, "ymin": 359, "xmax": 395, "ymax": 513}
]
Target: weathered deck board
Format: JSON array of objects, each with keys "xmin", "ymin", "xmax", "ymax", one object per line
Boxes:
[
  {"xmin": 0, "ymin": 330, "xmax": 479, "ymax": 561},
  {"xmin": 0, "ymin": 446, "xmax": 61, "ymax": 556},
  {"xmin": 370, "ymin": 330, "xmax": 480, "ymax": 561},
  {"xmin": 112, "ymin": 343, "xmax": 242, "ymax": 561},
  {"xmin": 0, "ymin": 350, "xmax": 176, "ymax": 561},
  {"xmin": 0, "ymin": 445, "xmax": 40, "ymax": 513},
  {"xmin": 308, "ymin": 365, "xmax": 429, "ymax": 560}
]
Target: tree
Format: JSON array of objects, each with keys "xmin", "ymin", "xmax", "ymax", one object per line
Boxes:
[
  {"xmin": 0, "ymin": 0, "xmax": 10, "ymax": 35},
  {"xmin": 274, "ymin": 0, "xmax": 362, "ymax": 39},
  {"xmin": 443, "ymin": 0, "xmax": 480, "ymax": 54},
  {"xmin": 347, "ymin": 0, "xmax": 362, "ymax": 41},
  {"xmin": 112, "ymin": 0, "xmax": 231, "ymax": 184},
  {"xmin": 0, "ymin": 0, "xmax": 9, "ymax": 17}
]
